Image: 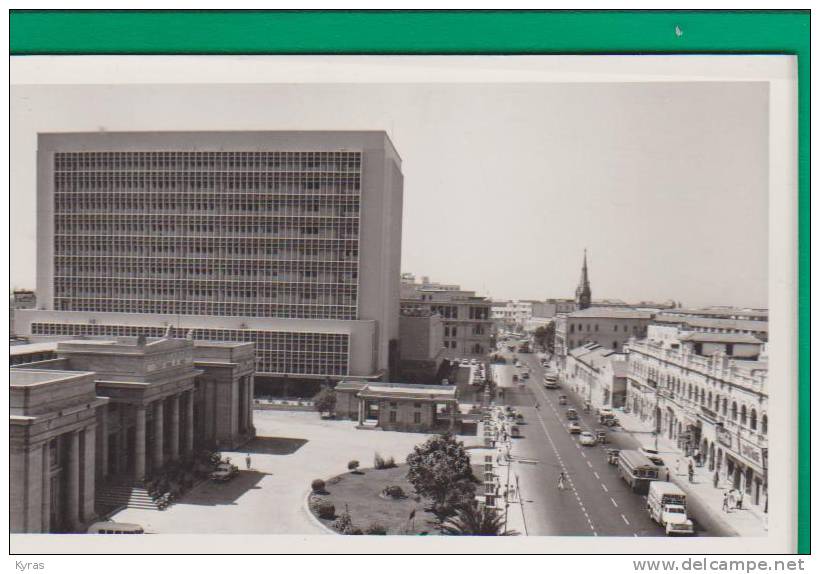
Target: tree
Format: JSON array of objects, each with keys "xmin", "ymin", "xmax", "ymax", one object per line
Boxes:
[
  {"xmin": 441, "ymin": 501, "xmax": 518, "ymax": 536},
  {"xmin": 533, "ymin": 326, "xmax": 548, "ymax": 348},
  {"xmin": 406, "ymin": 432, "xmax": 477, "ymax": 521},
  {"xmin": 543, "ymin": 321, "xmax": 556, "ymax": 354},
  {"xmin": 313, "ymin": 388, "xmax": 336, "ymax": 417}
]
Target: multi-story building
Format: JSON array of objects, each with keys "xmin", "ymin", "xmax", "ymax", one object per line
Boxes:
[
  {"xmin": 626, "ymin": 326, "xmax": 768, "ymax": 508},
  {"xmin": 490, "ymin": 300, "xmax": 533, "ymax": 329},
  {"xmin": 398, "ymin": 308, "xmax": 446, "ymax": 384},
  {"xmin": 530, "ymin": 299, "xmax": 576, "ymax": 319},
  {"xmin": 401, "ymin": 277, "xmax": 492, "ymax": 358},
  {"xmin": 563, "ymin": 343, "xmax": 628, "ymax": 409},
  {"xmin": 653, "ymin": 311, "xmax": 769, "ymax": 342},
  {"xmin": 16, "ymin": 131, "xmax": 404, "ymax": 396},
  {"xmin": 10, "ymin": 288, "xmax": 36, "ymax": 337},
  {"xmin": 554, "ymin": 307, "xmax": 655, "ymax": 363},
  {"xmin": 11, "ymin": 336, "xmax": 255, "ymax": 533}
]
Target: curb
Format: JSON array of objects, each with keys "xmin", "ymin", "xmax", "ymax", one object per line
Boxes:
[{"xmin": 303, "ymin": 489, "xmax": 338, "ymax": 535}]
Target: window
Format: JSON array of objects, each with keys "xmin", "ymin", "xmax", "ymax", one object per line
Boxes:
[
  {"xmin": 389, "ymin": 411, "xmax": 397, "ymax": 423},
  {"xmin": 414, "ymin": 402, "xmax": 421, "ymax": 408},
  {"xmin": 389, "ymin": 402, "xmax": 397, "ymax": 408},
  {"xmin": 413, "ymin": 412, "xmax": 422, "ymax": 424},
  {"xmin": 614, "ymin": 325, "xmax": 619, "ymax": 332},
  {"xmin": 750, "ymin": 409, "xmax": 758, "ymax": 431},
  {"xmin": 740, "ymin": 405, "xmax": 747, "ymax": 426},
  {"xmin": 761, "ymin": 414, "xmax": 768, "ymax": 435},
  {"xmin": 731, "ymin": 402, "xmax": 738, "ymax": 421}
]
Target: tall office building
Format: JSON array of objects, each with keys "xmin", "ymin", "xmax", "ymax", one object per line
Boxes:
[{"xmin": 17, "ymin": 131, "xmax": 404, "ymax": 395}]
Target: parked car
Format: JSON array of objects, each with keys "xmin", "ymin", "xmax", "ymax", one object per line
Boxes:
[
  {"xmin": 566, "ymin": 408, "xmax": 578, "ymax": 420},
  {"xmin": 210, "ymin": 462, "xmax": 239, "ymax": 482},
  {"xmin": 567, "ymin": 421, "xmax": 582, "ymax": 434},
  {"xmin": 521, "ymin": 371, "xmax": 530, "ymax": 379},
  {"xmin": 579, "ymin": 431, "xmax": 597, "ymax": 446},
  {"xmin": 511, "ymin": 425, "xmax": 521, "ymax": 438}
]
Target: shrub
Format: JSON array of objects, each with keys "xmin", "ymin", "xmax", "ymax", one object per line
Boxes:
[
  {"xmin": 333, "ymin": 511, "xmax": 353, "ymax": 532},
  {"xmin": 374, "ymin": 453, "xmax": 386, "ymax": 469},
  {"xmin": 311, "ymin": 478, "xmax": 326, "ymax": 493},
  {"xmin": 383, "ymin": 485, "xmax": 405, "ymax": 499},
  {"xmin": 347, "ymin": 527, "xmax": 364, "ymax": 535},
  {"xmin": 348, "ymin": 460, "xmax": 360, "ymax": 472},
  {"xmin": 366, "ymin": 523, "xmax": 388, "ymax": 535},
  {"xmin": 384, "ymin": 456, "xmax": 397, "ymax": 469},
  {"xmin": 317, "ymin": 501, "xmax": 336, "ymax": 520}
]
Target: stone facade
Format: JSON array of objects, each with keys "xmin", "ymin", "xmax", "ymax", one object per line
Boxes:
[
  {"xmin": 626, "ymin": 328, "xmax": 768, "ymax": 508},
  {"xmin": 10, "ymin": 336, "xmax": 256, "ymax": 533}
]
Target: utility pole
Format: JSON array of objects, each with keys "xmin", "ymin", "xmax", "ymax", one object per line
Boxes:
[{"xmin": 503, "ymin": 441, "xmax": 512, "ymax": 534}]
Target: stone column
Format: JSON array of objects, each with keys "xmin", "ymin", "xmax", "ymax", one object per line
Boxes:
[
  {"xmin": 24, "ymin": 444, "xmax": 44, "ymax": 533},
  {"xmin": 134, "ymin": 406, "xmax": 147, "ymax": 481},
  {"xmin": 153, "ymin": 400, "xmax": 164, "ymax": 471},
  {"xmin": 169, "ymin": 395, "xmax": 180, "ymax": 462},
  {"xmin": 357, "ymin": 399, "xmax": 365, "ymax": 425},
  {"xmin": 185, "ymin": 390, "xmax": 195, "ymax": 455},
  {"xmin": 99, "ymin": 407, "xmax": 109, "ymax": 481},
  {"xmin": 82, "ymin": 426, "xmax": 96, "ymax": 523},
  {"xmin": 41, "ymin": 445, "xmax": 51, "ymax": 533},
  {"xmin": 247, "ymin": 376, "xmax": 255, "ymax": 435},
  {"xmin": 66, "ymin": 430, "xmax": 81, "ymax": 531}
]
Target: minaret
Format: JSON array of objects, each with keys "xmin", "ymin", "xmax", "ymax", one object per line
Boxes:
[{"xmin": 575, "ymin": 249, "xmax": 592, "ymax": 310}]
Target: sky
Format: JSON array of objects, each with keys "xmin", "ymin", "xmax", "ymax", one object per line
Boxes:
[{"xmin": 10, "ymin": 59, "xmax": 770, "ymax": 308}]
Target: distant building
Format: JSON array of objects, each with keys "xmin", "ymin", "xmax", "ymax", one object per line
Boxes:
[
  {"xmin": 398, "ymin": 308, "xmax": 446, "ymax": 384},
  {"xmin": 10, "ymin": 341, "xmax": 58, "ymax": 366},
  {"xmin": 334, "ymin": 381, "xmax": 460, "ymax": 433},
  {"xmin": 574, "ymin": 250, "xmax": 592, "ymax": 310},
  {"xmin": 530, "ymin": 299, "xmax": 576, "ymax": 318},
  {"xmin": 654, "ymin": 310, "xmax": 769, "ymax": 342},
  {"xmin": 626, "ymin": 326, "xmax": 768, "ymax": 509},
  {"xmin": 17, "ymin": 131, "xmax": 404, "ymax": 397},
  {"xmin": 10, "ymin": 289, "xmax": 36, "ymax": 337},
  {"xmin": 401, "ymin": 277, "xmax": 492, "ymax": 357},
  {"xmin": 554, "ymin": 307, "xmax": 655, "ymax": 362},
  {"xmin": 10, "ymin": 336, "xmax": 254, "ymax": 533},
  {"xmin": 563, "ymin": 343, "xmax": 628, "ymax": 409}
]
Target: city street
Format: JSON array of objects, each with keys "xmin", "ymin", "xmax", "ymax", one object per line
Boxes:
[{"xmin": 494, "ymin": 348, "xmax": 731, "ymax": 537}]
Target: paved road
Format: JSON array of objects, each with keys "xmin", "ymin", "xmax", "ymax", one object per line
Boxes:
[{"xmin": 495, "ymin": 351, "xmax": 730, "ymax": 537}]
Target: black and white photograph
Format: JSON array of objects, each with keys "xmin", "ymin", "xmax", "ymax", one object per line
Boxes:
[{"xmin": 9, "ymin": 54, "xmax": 798, "ymax": 554}]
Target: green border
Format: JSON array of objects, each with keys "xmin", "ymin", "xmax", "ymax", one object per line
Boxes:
[{"xmin": 9, "ymin": 9, "xmax": 810, "ymax": 553}]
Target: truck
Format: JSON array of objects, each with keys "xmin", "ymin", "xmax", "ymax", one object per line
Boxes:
[{"xmin": 646, "ymin": 481, "xmax": 695, "ymax": 535}]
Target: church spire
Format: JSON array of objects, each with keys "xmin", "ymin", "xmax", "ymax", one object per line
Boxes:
[{"xmin": 575, "ymin": 249, "xmax": 592, "ymax": 310}]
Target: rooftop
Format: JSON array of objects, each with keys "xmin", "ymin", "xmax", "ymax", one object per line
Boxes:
[
  {"xmin": 357, "ymin": 382, "xmax": 457, "ymax": 401},
  {"xmin": 9, "ymin": 342, "xmax": 58, "ymax": 356},
  {"xmin": 679, "ymin": 332, "xmax": 764, "ymax": 344},
  {"xmin": 568, "ymin": 308, "xmax": 655, "ymax": 320},
  {"xmin": 11, "ymin": 368, "xmax": 92, "ymax": 387}
]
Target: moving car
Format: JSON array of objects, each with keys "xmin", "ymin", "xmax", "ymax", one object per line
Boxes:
[
  {"xmin": 567, "ymin": 421, "xmax": 581, "ymax": 434},
  {"xmin": 566, "ymin": 408, "xmax": 578, "ymax": 420},
  {"xmin": 638, "ymin": 447, "xmax": 665, "ymax": 466},
  {"xmin": 521, "ymin": 371, "xmax": 530, "ymax": 379},
  {"xmin": 579, "ymin": 431, "xmax": 597, "ymax": 446},
  {"xmin": 558, "ymin": 395, "xmax": 568, "ymax": 405},
  {"xmin": 511, "ymin": 425, "xmax": 521, "ymax": 438},
  {"xmin": 87, "ymin": 522, "xmax": 145, "ymax": 534}
]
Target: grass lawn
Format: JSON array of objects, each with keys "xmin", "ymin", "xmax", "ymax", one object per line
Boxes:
[{"xmin": 309, "ymin": 463, "xmax": 485, "ymax": 535}]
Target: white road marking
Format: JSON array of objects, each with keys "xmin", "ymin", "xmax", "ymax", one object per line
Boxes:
[
  {"xmin": 586, "ymin": 460, "xmax": 593, "ymax": 468},
  {"xmin": 621, "ymin": 514, "xmax": 630, "ymax": 526},
  {"xmin": 601, "ymin": 484, "xmax": 609, "ymax": 493},
  {"xmin": 593, "ymin": 472, "xmax": 600, "ymax": 479},
  {"xmin": 610, "ymin": 497, "xmax": 619, "ymax": 508},
  {"xmin": 580, "ymin": 451, "xmax": 586, "ymax": 458}
]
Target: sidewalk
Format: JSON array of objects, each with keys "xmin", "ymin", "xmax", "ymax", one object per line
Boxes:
[
  {"xmin": 616, "ymin": 408, "xmax": 767, "ymax": 537},
  {"xmin": 476, "ymin": 413, "xmax": 528, "ymax": 536}
]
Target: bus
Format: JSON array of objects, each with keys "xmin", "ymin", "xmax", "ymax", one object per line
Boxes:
[{"xmin": 618, "ymin": 450, "xmax": 660, "ymax": 494}]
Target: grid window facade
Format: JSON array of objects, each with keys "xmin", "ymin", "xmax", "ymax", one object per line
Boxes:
[
  {"xmin": 31, "ymin": 322, "xmax": 349, "ymax": 377},
  {"xmin": 52, "ymin": 151, "xmax": 362, "ymax": 320}
]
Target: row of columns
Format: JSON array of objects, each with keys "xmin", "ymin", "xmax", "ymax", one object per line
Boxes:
[{"xmin": 134, "ymin": 389, "xmax": 195, "ymax": 481}]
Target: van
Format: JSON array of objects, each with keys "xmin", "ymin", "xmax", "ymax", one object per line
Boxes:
[{"xmin": 87, "ymin": 522, "xmax": 145, "ymax": 534}]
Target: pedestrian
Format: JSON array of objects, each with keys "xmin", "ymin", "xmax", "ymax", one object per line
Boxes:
[
  {"xmin": 688, "ymin": 461, "xmax": 694, "ymax": 483},
  {"xmin": 728, "ymin": 490, "xmax": 736, "ymax": 511},
  {"xmin": 558, "ymin": 471, "xmax": 566, "ymax": 491},
  {"xmin": 676, "ymin": 458, "xmax": 681, "ymax": 475},
  {"xmin": 736, "ymin": 489, "xmax": 744, "ymax": 510},
  {"xmin": 245, "ymin": 453, "xmax": 252, "ymax": 470},
  {"xmin": 722, "ymin": 492, "xmax": 730, "ymax": 513},
  {"xmin": 665, "ymin": 469, "xmax": 670, "ymax": 482},
  {"xmin": 535, "ymin": 401, "xmax": 540, "ymax": 410},
  {"xmin": 713, "ymin": 470, "xmax": 720, "ymax": 489}
]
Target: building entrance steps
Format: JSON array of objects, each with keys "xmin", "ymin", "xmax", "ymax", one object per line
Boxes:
[
  {"xmin": 95, "ymin": 481, "xmax": 161, "ymax": 513},
  {"xmin": 616, "ymin": 408, "xmax": 767, "ymax": 537}
]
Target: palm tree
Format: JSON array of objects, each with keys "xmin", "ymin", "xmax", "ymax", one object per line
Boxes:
[{"xmin": 440, "ymin": 501, "xmax": 518, "ymax": 536}]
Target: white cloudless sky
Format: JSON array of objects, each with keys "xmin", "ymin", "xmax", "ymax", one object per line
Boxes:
[{"xmin": 10, "ymin": 58, "xmax": 769, "ymax": 308}]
